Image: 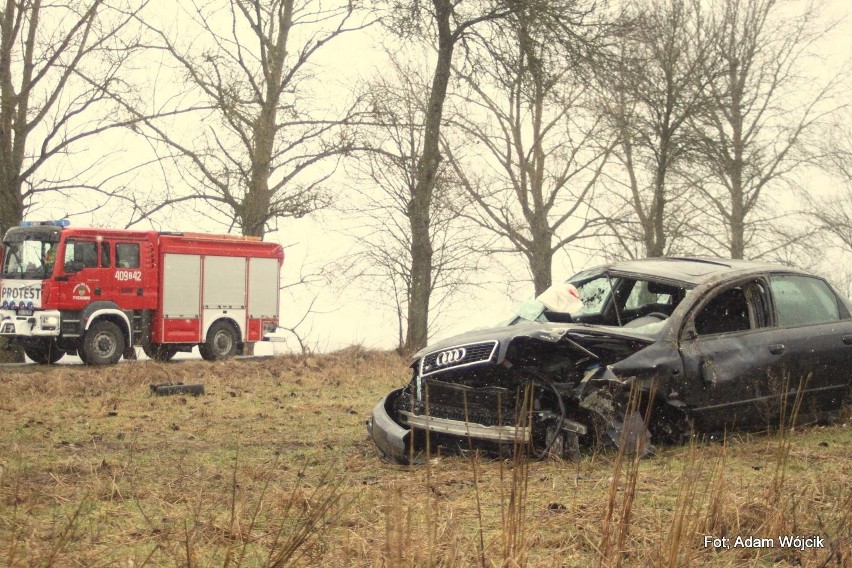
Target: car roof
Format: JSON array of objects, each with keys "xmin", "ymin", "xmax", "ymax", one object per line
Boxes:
[{"xmin": 580, "ymin": 256, "xmax": 800, "ymax": 286}]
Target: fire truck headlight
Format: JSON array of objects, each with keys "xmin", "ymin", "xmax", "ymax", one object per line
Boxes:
[{"xmin": 40, "ymin": 315, "xmax": 59, "ymax": 329}]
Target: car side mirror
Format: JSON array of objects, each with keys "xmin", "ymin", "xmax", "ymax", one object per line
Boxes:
[{"xmin": 682, "ymin": 326, "xmax": 698, "ymax": 341}]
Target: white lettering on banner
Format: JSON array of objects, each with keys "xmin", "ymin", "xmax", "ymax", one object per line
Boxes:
[
  {"xmin": 115, "ymin": 270, "xmax": 142, "ymax": 282},
  {"xmin": 0, "ymin": 280, "xmax": 43, "ymax": 307}
]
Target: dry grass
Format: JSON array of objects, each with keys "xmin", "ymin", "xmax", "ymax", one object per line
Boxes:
[{"xmin": 0, "ymin": 348, "xmax": 849, "ymax": 567}]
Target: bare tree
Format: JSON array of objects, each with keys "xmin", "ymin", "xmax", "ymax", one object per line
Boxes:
[
  {"xmin": 128, "ymin": 0, "xmax": 370, "ymax": 238},
  {"xmin": 690, "ymin": 0, "xmax": 845, "ymax": 259},
  {"xmin": 809, "ymin": 123, "xmax": 852, "ymax": 248},
  {"xmin": 379, "ymin": 0, "xmax": 521, "ymax": 352},
  {"xmin": 597, "ymin": 0, "xmax": 717, "ymax": 259},
  {"xmin": 0, "ymin": 0, "xmax": 145, "ymax": 363},
  {"xmin": 0, "ymin": 0, "xmax": 146, "ymax": 234},
  {"xmin": 445, "ymin": 2, "xmax": 613, "ymax": 294},
  {"xmin": 347, "ymin": 56, "xmax": 484, "ymax": 351}
]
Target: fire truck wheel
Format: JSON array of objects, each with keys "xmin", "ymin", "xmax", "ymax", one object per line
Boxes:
[
  {"xmin": 82, "ymin": 321, "xmax": 126, "ymax": 365},
  {"xmin": 200, "ymin": 321, "xmax": 238, "ymax": 361},
  {"xmin": 24, "ymin": 340, "xmax": 66, "ymax": 365}
]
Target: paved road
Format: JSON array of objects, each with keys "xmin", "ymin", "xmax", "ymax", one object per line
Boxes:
[{"xmin": 0, "ymin": 351, "xmax": 278, "ymax": 370}]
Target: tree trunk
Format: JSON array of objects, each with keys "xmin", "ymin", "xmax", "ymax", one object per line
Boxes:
[
  {"xmin": 728, "ymin": 59, "xmax": 745, "ymax": 260},
  {"xmin": 647, "ymin": 180, "xmax": 666, "ymax": 257},
  {"xmin": 403, "ymin": 0, "xmax": 454, "ymax": 353},
  {"xmin": 406, "ymin": 204, "xmax": 433, "ymax": 352},
  {"xmin": 528, "ymin": 238, "xmax": 553, "ymax": 296},
  {"xmin": 239, "ymin": 3, "xmax": 293, "ymax": 357},
  {"xmin": 730, "ymin": 167, "xmax": 745, "ymax": 258},
  {"xmin": 0, "ymin": 3, "xmax": 25, "ymax": 362}
]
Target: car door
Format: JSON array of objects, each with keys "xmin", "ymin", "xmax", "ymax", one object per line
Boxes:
[
  {"xmin": 768, "ymin": 273, "xmax": 852, "ymax": 421},
  {"xmin": 677, "ymin": 277, "xmax": 792, "ymax": 433}
]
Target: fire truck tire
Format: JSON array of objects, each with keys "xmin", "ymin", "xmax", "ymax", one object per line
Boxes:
[
  {"xmin": 143, "ymin": 344, "xmax": 178, "ymax": 362},
  {"xmin": 200, "ymin": 321, "xmax": 238, "ymax": 361},
  {"xmin": 24, "ymin": 340, "xmax": 66, "ymax": 365},
  {"xmin": 82, "ymin": 321, "xmax": 125, "ymax": 365}
]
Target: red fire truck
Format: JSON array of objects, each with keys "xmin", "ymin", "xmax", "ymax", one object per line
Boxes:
[{"xmin": 0, "ymin": 220, "xmax": 283, "ymax": 365}]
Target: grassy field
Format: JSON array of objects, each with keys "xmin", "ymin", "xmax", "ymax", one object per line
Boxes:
[{"xmin": 0, "ymin": 348, "xmax": 848, "ymax": 567}]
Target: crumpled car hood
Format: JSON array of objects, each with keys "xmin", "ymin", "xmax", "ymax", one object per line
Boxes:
[{"xmin": 413, "ymin": 320, "xmax": 657, "ymax": 365}]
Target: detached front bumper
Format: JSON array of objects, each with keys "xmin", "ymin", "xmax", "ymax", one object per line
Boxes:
[
  {"xmin": 367, "ymin": 387, "xmax": 538, "ymax": 462},
  {"xmin": 366, "ymin": 388, "xmax": 411, "ymax": 463},
  {"xmin": 0, "ymin": 309, "xmax": 61, "ymax": 337}
]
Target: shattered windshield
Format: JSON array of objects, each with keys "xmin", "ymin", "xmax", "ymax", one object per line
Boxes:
[
  {"xmin": 510, "ymin": 272, "xmax": 689, "ymax": 338},
  {"xmin": 510, "ymin": 276, "xmax": 614, "ymax": 324},
  {"xmin": 2, "ymin": 238, "xmax": 58, "ymax": 279}
]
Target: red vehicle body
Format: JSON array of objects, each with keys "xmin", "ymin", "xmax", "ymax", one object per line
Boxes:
[{"xmin": 0, "ymin": 221, "xmax": 283, "ymax": 364}]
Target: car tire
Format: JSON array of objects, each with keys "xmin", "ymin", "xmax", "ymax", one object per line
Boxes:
[
  {"xmin": 143, "ymin": 343, "xmax": 178, "ymax": 362},
  {"xmin": 200, "ymin": 321, "xmax": 238, "ymax": 361},
  {"xmin": 82, "ymin": 321, "xmax": 125, "ymax": 365},
  {"xmin": 24, "ymin": 340, "xmax": 65, "ymax": 365}
]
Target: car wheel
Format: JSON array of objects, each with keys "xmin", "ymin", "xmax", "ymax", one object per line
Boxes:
[
  {"xmin": 82, "ymin": 321, "xmax": 125, "ymax": 365},
  {"xmin": 200, "ymin": 321, "xmax": 238, "ymax": 361},
  {"xmin": 24, "ymin": 340, "xmax": 65, "ymax": 364},
  {"xmin": 143, "ymin": 343, "xmax": 178, "ymax": 362}
]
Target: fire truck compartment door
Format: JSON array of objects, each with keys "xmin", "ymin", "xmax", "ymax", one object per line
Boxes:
[
  {"xmin": 201, "ymin": 255, "xmax": 246, "ymax": 340},
  {"xmin": 248, "ymin": 257, "xmax": 279, "ymax": 318},
  {"xmin": 162, "ymin": 254, "xmax": 202, "ymax": 342},
  {"xmin": 163, "ymin": 254, "xmax": 201, "ymax": 318}
]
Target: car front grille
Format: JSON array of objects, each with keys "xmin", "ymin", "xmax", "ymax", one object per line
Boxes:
[
  {"xmin": 400, "ymin": 379, "xmax": 524, "ymax": 427},
  {"xmin": 420, "ymin": 340, "xmax": 498, "ymax": 376}
]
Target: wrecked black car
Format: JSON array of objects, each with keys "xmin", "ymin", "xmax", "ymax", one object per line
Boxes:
[{"xmin": 368, "ymin": 257, "xmax": 852, "ymax": 462}]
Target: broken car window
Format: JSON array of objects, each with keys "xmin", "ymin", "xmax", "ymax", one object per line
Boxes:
[
  {"xmin": 625, "ymin": 280, "xmax": 672, "ymax": 310},
  {"xmin": 509, "ymin": 274, "xmax": 688, "ymax": 336},
  {"xmin": 695, "ymin": 287, "xmax": 750, "ymax": 335},
  {"xmin": 573, "ymin": 276, "xmax": 612, "ymax": 315},
  {"xmin": 770, "ymin": 275, "xmax": 843, "ymax": 327},
  {"xmin": 694, "ymin": 280, "xmax": 770, "ymax": 335}
]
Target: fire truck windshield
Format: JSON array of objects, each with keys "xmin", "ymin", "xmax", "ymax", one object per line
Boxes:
[{"xmin": 2, "ymin": 237, "xmax": 58, "ymax": 279}]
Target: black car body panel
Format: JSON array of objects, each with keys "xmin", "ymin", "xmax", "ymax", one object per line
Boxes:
[{"xmin": 368, "ymin": 258, "xmax": 852, "ymax": 462}]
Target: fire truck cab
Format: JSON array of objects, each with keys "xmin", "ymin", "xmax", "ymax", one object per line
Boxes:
[{"xmin": 0, "ymin": 221, "xmax": 283, "ymax": 365}]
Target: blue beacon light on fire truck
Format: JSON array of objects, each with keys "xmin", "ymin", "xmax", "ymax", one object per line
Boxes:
[{"xmin": 18, "ymin": 219, "xmax": 70, "ymax": 228}]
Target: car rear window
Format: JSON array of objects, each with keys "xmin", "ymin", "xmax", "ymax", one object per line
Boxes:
[{"xmin": 770, "ymin": 275, "xmax": 842, "ymax": 328}]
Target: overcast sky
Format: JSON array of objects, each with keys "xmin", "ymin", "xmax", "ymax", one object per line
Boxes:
[
  {"xmin": 264, "ymin": 0, "xmax": 852, "ymax": 353},
  {"xmin": 26, "ymin": 0, "xmax": 852, "ymax": 355}
]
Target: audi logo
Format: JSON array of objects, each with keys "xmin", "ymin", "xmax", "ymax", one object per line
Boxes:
[{"xmin": 435, "ymin": 348, "xmax": 466, "ymax": 366}]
